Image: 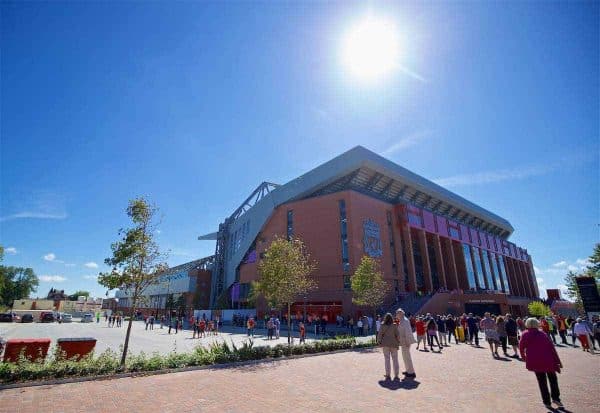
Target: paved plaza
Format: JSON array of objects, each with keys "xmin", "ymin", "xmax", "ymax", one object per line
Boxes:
[
  {"xmin": 2, "ymin": 337, "xmax": 599, "ymax": 413},
  {"xmin": 0, "ymin": 320, "xmax": 320, "ymax": 355}
]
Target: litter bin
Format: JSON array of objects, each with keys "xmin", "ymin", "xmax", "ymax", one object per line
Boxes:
[
  {"xmin": 56, "ymin": 337, "xmax": 97, "ymax": 361},
  {"xmin": 3, "ymin": 338, "xmax": 52, "ymax": 363}
]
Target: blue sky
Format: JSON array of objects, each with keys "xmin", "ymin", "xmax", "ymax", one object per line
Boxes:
[{"xmin": 1, "ymin": 1, "xmax": 598, "ymax": 299}]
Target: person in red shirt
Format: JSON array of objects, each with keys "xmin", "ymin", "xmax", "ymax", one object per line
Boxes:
[
  {"xmin": 299, "ymin": 322, "xmax": 306, "ymax": 343},
  {"xmin": 415, "ymin": 318, "xmax": 427, "ymax": 351}
]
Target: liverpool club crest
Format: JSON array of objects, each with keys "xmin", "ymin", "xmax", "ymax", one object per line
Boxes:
[{"xmin": 363, "ymin": 219, "xmax": 383, "ymax": 257}]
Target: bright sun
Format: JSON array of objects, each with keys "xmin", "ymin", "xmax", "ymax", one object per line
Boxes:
[{"xmin": 341, "ymin": 16, "xmax": 400, "ymax": 82}]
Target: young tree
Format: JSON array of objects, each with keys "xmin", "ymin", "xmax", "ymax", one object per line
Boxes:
[
  {"xmin": 98, "ymin": 198, "xmax": 168, "ymax": 367},
  {"xmin": 252, "ymin": 236, "xmax": 317, "ymax": 344},
  {"xmin": 528, "ymin": 301, "xmax": 551, "ymax": 317},
  {"xmin": 351, "ymin": 256, "xmax": 388, "ymax": 323}
]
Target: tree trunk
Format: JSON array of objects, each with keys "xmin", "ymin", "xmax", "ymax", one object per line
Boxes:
[
  {"xmin": 120, "ymin": 303, "xmax": 136, "ymax": 368},
  {"xmin": 287, "ymin": 302, "xmax": 292, "ymax": 345}
]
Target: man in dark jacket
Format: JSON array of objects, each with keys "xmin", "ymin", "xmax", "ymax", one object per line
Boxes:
[
  {"xmin": 446, "ymin": 316, "xmax": 458, "ymax": 344},
  {"xmin": 467, "ymin": 313, "xmax": 479, "ymax": 346},
  {"xmin": 505, "ymin": 314, "xmax": 520, "ymax": 358}
]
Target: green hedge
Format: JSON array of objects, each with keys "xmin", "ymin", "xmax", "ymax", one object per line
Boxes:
[{"xmin": 0, "ymin": 337, "xmax": 376, "ymax": 384}]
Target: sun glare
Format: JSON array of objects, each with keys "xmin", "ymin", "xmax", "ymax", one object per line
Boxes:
[{"xmin": 341, "ymin": 16, "xmax": 400, "ymax": 83}]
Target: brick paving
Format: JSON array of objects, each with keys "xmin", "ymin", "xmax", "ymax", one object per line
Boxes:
[{"xmin": 1, "ymin": 341, "xmax": 599, "ymax": 413}]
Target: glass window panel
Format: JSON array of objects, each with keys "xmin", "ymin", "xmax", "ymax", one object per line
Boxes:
[
  {"xmin": 472, "ymin": 247, "xmax": 486, "ymax": 290},
  {"xmin": 498, "ymin": 257, "xmax": 510, "ymax": 294},
  {"xmin": 481, "ymin": 250, "xmax": 495, "ymax": 290},
  {"xmin": 490, "ymin": 253, "xmax": 503, "ymax": 292},
  {"xmin": 462, "ymin": 244, "xmax": 476, "ymax": 290}
]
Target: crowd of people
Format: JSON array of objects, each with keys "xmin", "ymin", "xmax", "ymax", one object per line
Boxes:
[{"xmin": 375, "ymin": 309, "xmax": 599, "ymax": 409}]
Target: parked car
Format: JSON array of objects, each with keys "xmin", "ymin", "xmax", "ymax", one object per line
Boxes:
[
  {"xmin": 0, "ymin": 313, "xmax": 13, "ymax": 322},
  {"xmin": 21, "ymin": 314, "xmax": 34, "ymax": 323},
  {"xmin": 41, "ymin": 312, "xmax": 55, "ymax": 323},
  {"xmin": 61, "ymin": 313, "xmax": 73, "ymax": 323},
  {"xmin": 81, "ymin": 313, "xmax": 94, "ymax": 323}
]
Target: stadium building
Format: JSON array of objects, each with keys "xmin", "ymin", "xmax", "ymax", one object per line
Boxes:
[{"xmin": 199, "ymin": 146, "xmax": 539, "ymax": 319}]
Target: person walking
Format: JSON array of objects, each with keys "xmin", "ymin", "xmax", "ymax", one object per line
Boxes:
[
  {"xmin": 348, "ymin": 317, "xmax": 355, "ymax": 336},
  {"xmin": 267, "ymin": 318, "xmax": 274, "ymax": 340},
  {"xmin": 357, "ymin": 318, "xmax": 364, "ymax": 337},
  {"xmin": 247, "ymin": 317, "xmax": 255, "ymax": 337},
  {"xmin": 396, "ymin": 309, "xmax": 417, "ymax": 378},
  {"xmin": 377, "ymin": 313, "xmax": 401, "ymax": 381},
  {"xmin": 574, "ymin": 318, "xmax": 594, "ymax": 353},
  {"xmin": 415, "ymin": 317, "xmax": 427, "ymax": 351},
  {"xmin": 467, "ymin": 313, "xmax": 479, "ymax": 346},
  {"xmin": 437, "ymin": 316, "xmax": 448, "ymax": 347},
  {"xmin": 299, "ymin": 321, "xmax": 306, "ymax": 344},
  {"xmin": 557, "ymin": 315, "xmax": 568, "ymax": 345},
  {"xmin": 519, "ymin": 318, "xmax": 564, "ymax": 409},
  {"xmin": 496, "ymin": 316, "xmax": 508, "ymax": 356},
  {"xmin": 274, "ymin": 317, "xmax": 281, "ymax": 340},
  {"xmin": 505, "ymin": 314, "xmax": 520, "ymax": 358},
  {"xmin": 427, "ymin": 318, "xmax": 442, "ymax": 352},
  {"xmin": 446, "ymin": 315, "xmax": 458, "ymax": 344},
  {"xmin": 376, "ymin": 315, "xmax": 382, "ymax": 334},
  {"xmin": 480, "ymin": 312, "xmax": 500, "ymax": 358}
]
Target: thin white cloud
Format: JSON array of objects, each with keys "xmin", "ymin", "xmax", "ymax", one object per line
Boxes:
[
  {"xmin": 84, "ymin": 262, "xmax": 99, "ymax": 269},
  {"xmin": 434, "ymin": 150, "xmax": 595, "ymax": 188},
  {"xmin": 382, "ymin": 130, "xmax": 432, "ymax": 156},
  {"xmin": 397, "ymin": 64, "xmax": 427, "ymax": 83},
  {"xmin": 567, "ymin": 265, "xmax": 579, "ymax": 272},
  {"xmin": 434, "ymin": 164, "xmax": 552, "ymax": 188},
  {"xmin": 83, "ymin": 275, "xmax": 98, "ymax": 280},
  {"xmin": 65, "ymin": 263, "xmax": 76, "ymax": 267},
  {"xmin": 0, "ymin": 211, "xmax": 68, "ymax": 222},
  {"xmin": 575, "ymin": 258, "xmax": 590, "ymax": 267},
  {"xmin": 552, "ymin": 261, "xmax": 567, "ymax": 268},
  {"xmin": 39, "ymin": 275, "xmax": 67, "ymax": 283},
  {"xmin": 5, "ymin": 247, "xmax": 17, "ymax": 255},
  {"xmin": 43, "ymin": 252, "xmax": 66, "ymax": 264}
]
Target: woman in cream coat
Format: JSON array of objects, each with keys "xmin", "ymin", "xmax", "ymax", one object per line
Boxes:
[{"xmin": 396, "ymin": 308, "xmax": 417, "ymax": 378}]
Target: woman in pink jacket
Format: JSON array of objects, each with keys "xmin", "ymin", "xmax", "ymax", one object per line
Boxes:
[{"xmin": 519, "ymin": 318, "xmax": 564, "ymax": 410}]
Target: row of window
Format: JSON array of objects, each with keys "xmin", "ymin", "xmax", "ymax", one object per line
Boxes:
[
  {"xmin": 339, "ymin": 200, "xmax": 351, "ymax": 280},
  {"xmin": 405, "ymin": 206, "xmax": 528, "ymax": 262},
  {"xmin": 461, "ymin": 243, "xmax": 511, "ymax": 293}
]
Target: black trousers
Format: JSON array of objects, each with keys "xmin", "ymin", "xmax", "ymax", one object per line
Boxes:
[
  {"xmin": 428, "ymin": 334, "xmax": 441, "ymax": 348},
  {"xmin": 469, "ymin": 328, "xmax": 479, "ymax": 345},
  {"xmin": 559, "ymin": 330, "xmax": 567, "ymax": 344},
  {"xmin": 448, "ymin": 330, "xmax": 458, "ymax": 344},
  {"xmin": 499, "ymin": 336, "xmax": 508, "ymax": 354},
  {"xmin": 535, "ymin": 372, "xmax": 560, "ymax": 404}
]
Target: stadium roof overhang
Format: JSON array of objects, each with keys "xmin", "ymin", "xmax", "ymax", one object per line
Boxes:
[{"xmin": 282, "ymin": 147, "xmax": 514, "ymax": 238}]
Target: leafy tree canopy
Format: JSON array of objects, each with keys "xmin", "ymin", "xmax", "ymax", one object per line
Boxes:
[
  {"xmin": 528, "ymin": 301, "xmax": 551, "ymax": 317},
  {"xmin": 351, "ymin": 255, "xmax": 387, "ymax": 311},
  {"xmin": 252, "ymin": 236, "xmax": 317, "ymax": 344},
  {"xmin": 0, "ymin": 263, "xmax": 39, "ymax": 307}
]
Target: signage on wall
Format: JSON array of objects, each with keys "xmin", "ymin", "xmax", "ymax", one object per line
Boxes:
[{"xmin": 363, "ymin": 219, "xmax": 383, "ymax": 258}]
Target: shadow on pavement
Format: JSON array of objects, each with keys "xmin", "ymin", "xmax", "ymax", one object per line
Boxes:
[{"xmin": 378, "ymin": 378, "xmax": 420, "ymax": 390}]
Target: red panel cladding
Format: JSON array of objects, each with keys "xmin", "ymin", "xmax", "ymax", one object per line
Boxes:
[
  {"xmin": 477, "ymin": 231, "xmax": 486, "ymax": 248},
  {"xmin": 470, "ymin": 227, "xmax": 479, "ymax": 246},
  {"xmin": 436, "ymin": 216, "xmax": 448, "ymax": 237},
  {"xmin": 460, "ymin": 224, "xmax": 470, "ymax": 243},
  {"xmin": 493, "ymin": 237, "xmax": 501, "ymax": 253},
  {"xmin": 423, "ymin": 210, "xmax": 436, "ymax": 233}
]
